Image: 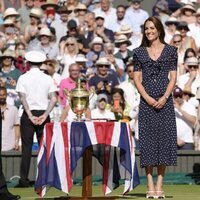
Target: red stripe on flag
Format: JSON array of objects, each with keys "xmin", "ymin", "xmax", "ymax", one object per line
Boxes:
[
  {"xmin": 93, "ymin": 122, "xmax": 115, "ymax": 145},
  {"xmin": 61, "ymin": 122, "xmax": 73, "ymax": 191},
  {"xmin": 45, "ymin": 123, "xmax": 54, "ymax": 164}
]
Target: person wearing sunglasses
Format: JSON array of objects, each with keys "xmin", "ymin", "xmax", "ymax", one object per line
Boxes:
[
  {"xmin": 177, "ymin": 56, "xmax": 200, "ymax": 108},
  {"xmin": 173, "ymin": 86, "xmax": 197, "ymax": 150},
  {"xmin": 88, "ymin": 57, "xmax": 119, "ymax": 103}
]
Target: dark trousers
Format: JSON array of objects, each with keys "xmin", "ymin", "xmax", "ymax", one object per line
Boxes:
[
  {"xmin": 0, "ymin": 109, "xmax": 8, "ymax": 193},
  {"xmin": 20, "ymin": 110, "xmax": 50, "ymax": 182}
]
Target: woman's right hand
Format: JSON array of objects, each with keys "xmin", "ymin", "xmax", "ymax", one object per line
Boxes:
[{"xmin": 146, "ymin": 96, "xmax": 158, "ymax": 107}]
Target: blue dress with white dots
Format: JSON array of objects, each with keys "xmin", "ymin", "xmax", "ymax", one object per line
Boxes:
[{"xmin": 133, "ymin": 44, "xmax": 177, "ymax": 167}]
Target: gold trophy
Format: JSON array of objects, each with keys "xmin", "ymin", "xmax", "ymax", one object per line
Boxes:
[{"xmin": 67, "ymin": 78, "xmax": 90, "ymax": 121}]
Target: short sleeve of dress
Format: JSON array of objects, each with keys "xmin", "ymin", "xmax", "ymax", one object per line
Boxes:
[
  {"xmin": 168, "ymin": 46, "xmax": 178, "ymax": 71},
  {"xmin": 133, "ymin": 50, "xmax": 142, "ymax": 72}
]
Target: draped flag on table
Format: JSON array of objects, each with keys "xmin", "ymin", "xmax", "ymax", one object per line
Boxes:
[{"xmin": 35, "ymin": 122, "xmax": 140, "ymax": 197}]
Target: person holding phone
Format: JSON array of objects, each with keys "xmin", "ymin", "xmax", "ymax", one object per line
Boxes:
[
  {"xmin": 110, "ymin": 88, "xmax": 132, "ymax": 122},
  {"xmin": 133, "ymin": 17, "xmax": 177, "ymax": 198}
]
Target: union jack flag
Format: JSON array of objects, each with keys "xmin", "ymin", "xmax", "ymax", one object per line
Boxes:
[{"xmin": 35, "ymin": 122, "xmax": 140, "ymax": 197}]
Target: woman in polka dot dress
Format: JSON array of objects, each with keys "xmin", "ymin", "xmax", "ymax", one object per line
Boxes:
[{"xmin": 133, "ymin": 16, "xmax": 177, "ymax": 199}]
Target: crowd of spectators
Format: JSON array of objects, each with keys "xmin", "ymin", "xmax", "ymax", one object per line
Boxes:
[{"xmin": 0, "ymin": 0, "xmax": 199, "ymax": 151}]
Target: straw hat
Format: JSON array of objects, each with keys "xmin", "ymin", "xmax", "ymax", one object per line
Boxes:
[
  {"xmin": 25, "ymin": 51, "xmax": 46, "ymax": 63},
  {"xmin": 29, "ymin": 7, "xmax": 43, "ymax": 19},
  {"xmin": 75, "ymin": 3, "xmax": 87, "ymax": 11},
  {"xmin": 89, "ymin": 37, "xmax": 103, "ymax": 47},
  {"xmin": 115, "ymin": 34, "xmax": 131, "ymax": 47},
  {"xmin": 38, "ymin": 27, "xmax": 53, "ymax": 40},
  {"xmin": 95, "ymin": 57, "xmax": 110, "ymax": 66},
  {"xmin": 196, "ymin": 87, "xmax": 200, "ymax": 100},
  {"xmin": 181, "ymin": 4, "xmax": 196, "ymax": 13},
  {"xmin": 165, "ymin": 16, "xmax": 179, "ymax": 26},
  {"xmin": 2, "ymin": 49, "xmax": 15, "ymax": 58},
  {"xmin": 41, "ymin": 0, "xmax": 59, "ymax": 10},
  {"xmin": 195, "ymin": 8, "xmax": 200, "ymax": 16},
  {"xmin": 76, "ymin": 54, "xmax": 88, "ymax": 62},
  {"xmin": 3, "ymin": 8, "xmax": 20, "ymax": 19},
  {"xmin": 95, "ymin": 13, "xmax": 105, "ymax": 19},
  {"xmin": 3, "ymin": 19, "xmax": 14, "ymax": 25},
  {"xmin": 117, "ymin": 24, "xmax": 133, "ymax": 35},
  {"xmin": 44, "ymin": 59, "xmax": 60, "ymax": 72}
]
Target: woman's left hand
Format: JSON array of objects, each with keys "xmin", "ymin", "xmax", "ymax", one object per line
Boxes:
[{"xmin": 154, "ymin": 96, "xmax": 167, "ymax": 109}]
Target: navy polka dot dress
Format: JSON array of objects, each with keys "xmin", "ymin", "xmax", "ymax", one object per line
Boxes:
[{"xmin": 133, "ymin": 44, "xmax": 177, "ymax": 168}]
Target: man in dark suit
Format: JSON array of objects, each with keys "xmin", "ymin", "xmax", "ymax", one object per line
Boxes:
[{"xmin": 0, "ymin": 109, "xmax": 20, "ymax": 199}]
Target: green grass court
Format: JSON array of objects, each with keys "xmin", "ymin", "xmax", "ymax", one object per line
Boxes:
[{"xmin": 8, "ymin": 185, "xmax": 200, "ymax": 200}]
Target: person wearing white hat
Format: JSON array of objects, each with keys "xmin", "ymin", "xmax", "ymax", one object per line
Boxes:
[
  {"xmin": 15, "ymin": 50, "xmax": 57, "ymax": 187},
  {"xmin": 0, "ymin": 49, "xmax": 22, "ymax": 106},
  {"xmin": 177, "ymin": 56, "xmax": 200, "ymax": 108},
  {"xmin": 164, "ymin": 16, "xmax": 179, "ymax": 44},
  {"xmin": 179, "ymin": 3, "xmax": 196, "ymax": 24},
  {"xmin": 24, "ymin": 7, "xmax": 43, "ymax": 50},
  {"xmin": 116, "ymin": 24, "xmax": 142, "ymax": 51},
  {"xmin": 115, "ymin": 34, "xmax": 133, "ymax": 67},
  {"xmin": 88, "ymin": 57, "xmax": 119, "ymax": 103},
  {"xmin": 86, "ymin": 36, "xmax": 106, "ymax": 68},
  {"xmin": 18, "ymin": 0, "xmax": 36, "ymax": 34},
  {"xmin": 91, "ymin": 93, "xmax": 115, "ymax": 120},
  {"xmin": 29, "ymin": 27, "xmax": 59, "ymax": 60}
]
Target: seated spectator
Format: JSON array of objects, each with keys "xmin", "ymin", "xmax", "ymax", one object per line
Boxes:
[
  {"xmin": 0, "ymin": 49, "xmax": 22, "ymax": 106},
  {"xmin": 164, "ymin": 16, "xmax": 179, "ymax": 44},
  {"xmin": 104, "ymin": 42, "xmax": 124, "ymax": 82},
  {"xmin": 176, "ymin": 21, "xmax": 198, "ymax": 53},
  {"xmin": 93, "ymin": 0, "xmax": 117, "ymax": 29},
  {"xmin": 41, "ymin": 59, "xmax": 61, "ymax": 90},
  {"xmin": 88, "ymin": 57, "xmax": 119, "ymax": 102},
  {"xmin": 30, "ymin": 27, "xmax": 59, "ymax": 59},
  {"xmin": 18, "ymin": 0, "xmax": 36, "ymax": 34},
  {"xmin": 108, "ymin": 4, "xmax": 132, "ymax": 33},
  {"xmin": 74, "ymin": 3, "xmax": 88, "ymax": 28},
  {"xmin": 41, "ymin": 0, "xmax": 59, "ymax": 27},
  {"xmin": 51, "ymin": 6, "xmax": 69, "ymax": 46},
  {"xmin": 116, "ymin": 24, "xmax": 142, "ymax": 51},
  {"xmin": 60, "ymin": 37, "xmax": 79, "ymax": 78},
  {"xmin": 110, "ymin": 87, "xmax": 132, "ymax": 122},
  {"xmin": 86, "ymin": 36, "xmax": 105, "ymax": 69},
  {"xmin": 173, "ymin": 87, "xmax": 197, "ymax": 150},
  {"xmin": 59, "ymin": 63, "xmax": 80, "ymax": 107},
  {"xmin": 91, "ymin": 93, "xmax": 115, "ymax": 120},
  {"xmin": 179, "ymin": 47, "xmax": 197, "ymax": 75},
  {"xmin": 0, "ymin": 87, "xmax": 20, "ymax": 152},
  {"xmin": 24, "ymin": 7, "xmax": 43, "ymax": 47},
  {"xmin": 60, "ymin": 19, "xmax": 90, "ymax": 54},
  {"xmin": 115, "ymin": 34, "xmax": 133, "ymax": 66},
  {"xmin": 177, "ymin": 56, "xmax": 200, "ymax": 107},
  {"xmin": 94, "ymin": 13, "xmax": 114, "ymax": 43},
  {"xmin": 0, "ymin": 19, "xmax": 21, "ymax": 51},
  {"xmin": 14, "ymin": 42, "xmax": 30, "ymax": 74}
]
